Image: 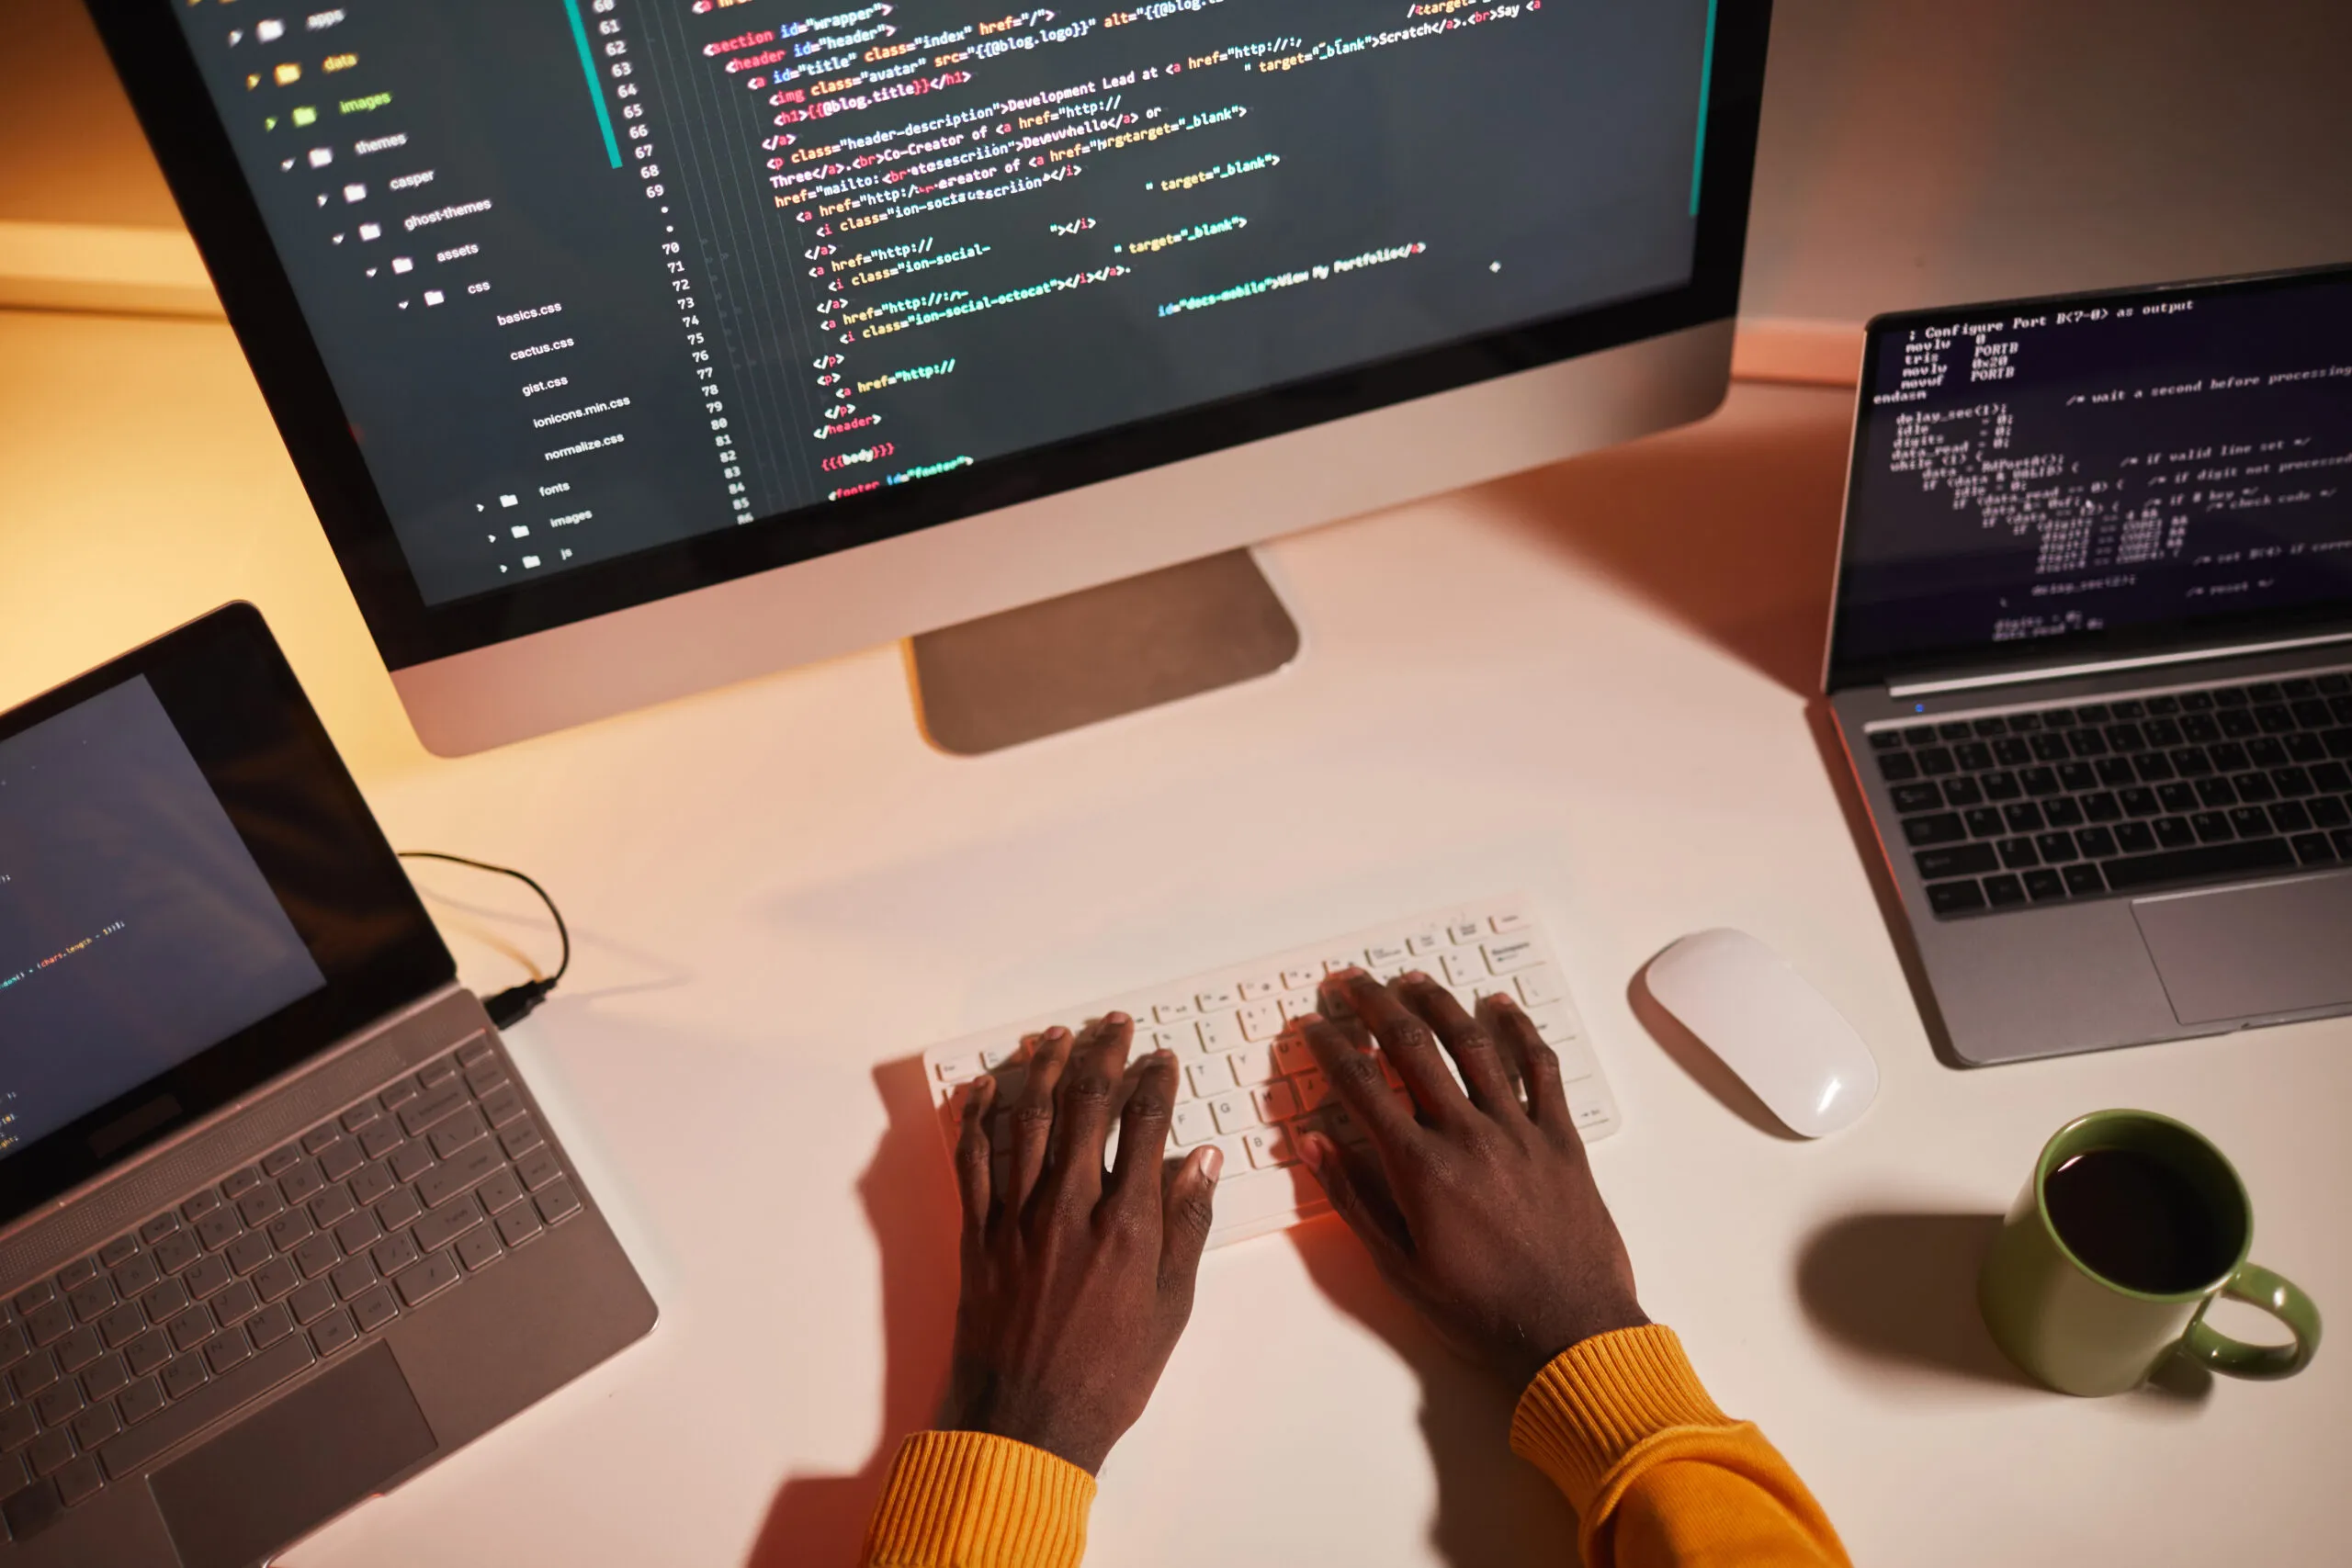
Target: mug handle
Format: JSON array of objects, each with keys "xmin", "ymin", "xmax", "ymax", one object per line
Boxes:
[{"xmin": 2180, "ymin": 1262, "xmax": 2323, "ymax": 1380}]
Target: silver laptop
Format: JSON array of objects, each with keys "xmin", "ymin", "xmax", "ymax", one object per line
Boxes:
[
  {"xmin": 0, "ymin": 605, "xmax": 654, "ymax": 1562},
  {"xmin": 1826, "ymin": 264, "xmax": 2352, "ymax": 1066}
]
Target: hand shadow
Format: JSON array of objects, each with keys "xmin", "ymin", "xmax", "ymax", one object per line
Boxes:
[
  {"xmin": 1287, "ymin": 1220, "xmax": 1580, "ymax": 1568},
  {"xmin": 742, "ymin": 1059, "xmax": 962, "ymax": 1568}
]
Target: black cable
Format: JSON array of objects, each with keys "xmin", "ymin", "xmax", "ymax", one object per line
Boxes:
[{"xmin": 396, "ymin": 851, "xmax": 569, "ymax": 1029}]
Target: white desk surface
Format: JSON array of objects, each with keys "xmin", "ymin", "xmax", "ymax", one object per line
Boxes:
[{"xmin": 2, "ymin": 307, "xmax": 2346, "ymax": 1568}]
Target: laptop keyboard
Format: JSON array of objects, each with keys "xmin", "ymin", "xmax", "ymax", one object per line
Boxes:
[
  {"xmin": 1871, "ymin": 671, "xmax": 2352, "ymax": 919},
  {"xmin": 0, "ymin": 1035, "xmax": 582, "ymax": 1540}
]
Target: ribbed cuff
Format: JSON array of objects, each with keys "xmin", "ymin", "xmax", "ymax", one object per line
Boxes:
[
  {"xmin": 861, "ymin": 1430, "xmax": 1097, "ymax": 1568},
  {"xmin": 1508, "ymin": 1325, "xmax": 1734, "ymax": 1513}
]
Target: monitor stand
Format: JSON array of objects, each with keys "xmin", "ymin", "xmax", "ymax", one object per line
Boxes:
[{"xmin": 909, "ymin": 548, "xmax": 1300, "ymax": 755}]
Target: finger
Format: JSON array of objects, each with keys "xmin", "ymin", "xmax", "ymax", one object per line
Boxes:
[
  {"xmin": 1045, "ymin": 1012, "xmax": 1134, "ymax": 1211},
  {"xmin": 1297, "ymin": 1131, "xmax": 1413, "ymax": 1265},
  {"xmin": 1325, "ymin": 969, "xmax": 1469, "ymax": 1126},
  {"xmin": 1007, "ymin": 1027, "xmax": 1071, "ymax": 1211},
  {"xmin": 1156, "ymin": 1144, "xmax": 1221, "ymax": 1308},
  {"xmin": 1396, "ymin": 974, "xmax": 1518, "ymax": 1117},
  {"xmin": 1293, "ymin": 1013, "xmax": 1419, "ymax": 1148},
  {"xmin": 1477, "ymin": 993, "xmax": 1575, "ymax": 1135},
  {"xmin": 1107, "ymin": 1048, "xmax": 1179, "ymax": 1219},
  {"xmin": 954, "ymin": 1076, "xmax": 998, "ymax": 1242}
]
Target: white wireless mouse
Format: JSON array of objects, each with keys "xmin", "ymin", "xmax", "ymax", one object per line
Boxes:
[{"xmin": 1645, "ymin": 930, "xmax": 1878, "ymax": 1137}]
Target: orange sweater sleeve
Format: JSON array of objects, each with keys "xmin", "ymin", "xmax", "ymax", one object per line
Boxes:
[
  {"xmin": 1510, "ymin": 1325, "xmax": 1850, "ymax": 1568},
  {"xmin": 860, "ymin": 1325, "xmax": 1843, "ymax": 1568},
  {"xmin": 858, "ymin": 1430, "xmax": 1096, "ymax": 1568}
]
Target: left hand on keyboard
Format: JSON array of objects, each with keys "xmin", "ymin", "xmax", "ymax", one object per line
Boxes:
[{"xmin": 935, "ymin": 1014, "xmax": 1222, "ymax": 1473}]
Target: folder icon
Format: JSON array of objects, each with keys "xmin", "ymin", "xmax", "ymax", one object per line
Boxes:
[{"xmin": 275, "ymin": 62, "xmax": 301, "ymax": 85}]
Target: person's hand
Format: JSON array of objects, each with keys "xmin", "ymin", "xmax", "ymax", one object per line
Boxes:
[
  {"xmin": 1294, "ymin": 969, "xmax": 1646, "ymax": 1389},
  {"xmin": 937, "ymin": 1014, "xmax": 1222, "ymax": 1473}
]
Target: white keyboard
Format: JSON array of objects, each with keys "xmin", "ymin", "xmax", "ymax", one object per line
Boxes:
[{"xmin": 922, "ymin": 896, "xmax": 1621, "ymax": 1247}]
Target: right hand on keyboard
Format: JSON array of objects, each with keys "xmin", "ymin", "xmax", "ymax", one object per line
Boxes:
[
  {"xmin": 935, "ymin": 1015, "xmax": 1223, "ymax": 1475},
  {"xmin": 1295, "ymin": 969, "xmax": 1649, "ymax": 1389}
]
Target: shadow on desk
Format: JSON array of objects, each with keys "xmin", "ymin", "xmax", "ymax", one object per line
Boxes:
[
  {"xmin": 1288, "ymin": 1222, "xmax": 1580, "ymax": 1568},
  {"xmin": 1488, "ymin": 383, "xmax": 1853, "ymax": 698},
  {"xmin": 744, "ymin": 1058, "xmax": 960, "ymax": 1568}
]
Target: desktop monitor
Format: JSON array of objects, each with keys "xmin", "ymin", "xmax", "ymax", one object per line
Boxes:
[{"xmin": 87, "ymin": 0, "xmax": 1773, "ymax": 754}]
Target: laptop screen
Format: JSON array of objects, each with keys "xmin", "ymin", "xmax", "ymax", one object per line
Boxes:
[
  {"xmin": 0, "ymin": 678, "xmax": 326, "ymax": 1158},
  {"xmin": 1827, "ymin": 265, "xmax": 2352, "ymax": 689},
  {"xmin": 0, "ymin": 608, "xmax": 451, "ymax": 1225}
]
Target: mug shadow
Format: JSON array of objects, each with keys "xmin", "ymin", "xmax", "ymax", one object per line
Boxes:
[
  {"xmin": 1287, "ymin": 1220, "xmax": 1579, "ymax": 1568},
  {"xmin": 1796, "ymin": 1210, "xmax": 2215, "ymax": 1405},
  {"xmin": 742, "ymin": 1058, "xmax": 961, "ymax": 1568},
  {"xmin": 1797, "ymin": 1212, "xmax": 2033, "ymax": 1389}
]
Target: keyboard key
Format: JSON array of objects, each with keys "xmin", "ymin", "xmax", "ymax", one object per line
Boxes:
[
  {"xmin": 2291, "ymin": 833, "xmax": 2337, "ymax": 864},
  {"xmin": 2023, "ymin": 869, "xmax": 2067, "ymax": 901},
  {"xmin": 1902, "ymin": 813, "xmax": 1966, "ymax": 847},
  {"xmin": 2115, "ymin": 821, "xmax": 2157, "ymax": 854},
  {"xmin": 0, "ymin": 1406, "xmax": 31, "ymax": 1454},
  {"xmin": 33, "ymin": 1384, "xmax": 80, "ymax": 1427},
  {"xmin": 2101, "ymin": 839, "xmax": 2297, "ymax": 892},
  {"xmin": 22, "ymin": 1304, "xmax": 69, "ymax": 1348},
  {"xmin": 280, "ymin": 1163, "xmax": 326, "ymax": 1205},
  {"xmin": 2043, "ymin": 796, "xmax": 2085, "ymax": 829},
  {"xmin": 350, "ymin": 1160, "xmax": 398, "ymax": 1206},
  {"xmin": 246, "ymin": 1303, "xmax": 296, "ymax": 1351},
  {"xmin": 395, "ymin": 1252, "xmax": 463, "ymax": 1310},
  {"xmin": 317, "ymin": 1139, "xmax": 366, "ymax": 1183},
  {"xmin": 1983, "ymin": 874, "xmax": 2027, "ymax": 908},
  {"xmin": 68, "ymin": 1389, "xmax": 119, "ymax": 1446},
  {"xmin": 1916, "ymin": 844, "xmax": 1997, "ymax": 880},
  {"xmin": 205, "ymin": 1332, "xmax": 252, "ymax": 1374},
  {"xmin": 400, "ymin": 1087, "xmax": 469, "ymax": 1138},
  {"xmin": 96, "ymin": 1305, "xmax": 143, "ymax": 1350},
  {"xmin": 2228, "ymin": 807, "xmax": 2273, "ymax": 839},
  {"xmin": 1980, "ymin": 770, "xmax": 2021, "ymax": 800},
  {"xmin": 2154, "ymin": 816, "xmax": 2196, "ymax": 848},
  {"xmin": 357, "ymin": 1122, "xmax": 403, "ymax": 1160},
  {"xmin": 389, "ymin": 1143, "xmax": 437, "ymax": 1184},
  {"xmin": 2019, "ymin": 768, "xmax": 2061, "ymax": 796},
  {"xmin": 151, "ymin": 1232, "xmax": 199, "ymax": 1277},
  {"xmin": 1877, "ymin": 751, "xmax": 1918, "ymax": 783},
  {"xmin": 159, "ymin": 1355, "xmax": 208, "ymax": 1402},
  {"xmin": 496, "ymin": 1205, "xmax": 544, "ymax": 1248},
  {"xmin": 27, "ymin": 1429, "xmax": 73, "ymax": 1479},
  {"xmin": 54, "ymin": 1328, "xmax": 101, "ymax": 1374},
  {"xmin": 376, "ymin": 1188, "xmax": 423, "ymax": 1232},
  {"xmin": 293, "ymin": 1235, "xmax": 342, "ymax": 1280},
  {"xmin": 2034, "ymin": 832, "xmax": 2079, "ymax": 864},
  {"xmin": 123, "ymin": 1332, "xmax": 171, "ymax": 1378},
  {"xmin": 288, "ymin": 1280, "xmax": 337, "ymax": 1326},
  {"xmin": 311, "ymin": 1311, "xmax": 359, "ymax": 1359},
  {"xmin": 224, "ymin": 1232, "xmax": 272, "ymax": 1278},
  {"xmin": 350, "ymin": 1286, "xmax": 400, "ymax": 1335},
  {"xmin": 456, "ymin": 1227, "xmax": 504, "ymax": 1273},
  {"xmin": 330, "ymin": 1258, "xmax": 378, "ymax": 1303},
  {"xmin": 1185, "ymin": 1060, "xmax": 1230, "ymax": 1099},
  {"xmin": 1170, "ymin": 1102, "xmax": 1214, "ymax": 1145},
  {"xmin": 82, "ymin": 1354, "xmax": 130, "ymax": 1403},
  {"xmin": 252, "ymin": 1258, "xmax": 301, "ymax": 1306},
  {"xmin": 516, "ymin": 1148, "xmax": 564, "ymax": 1191},
  {"xmin": 2062, "ymin": 863, "xmax": 2107, "ymax": 896},
  {"xmin": 1890, "ymin": 783, "xmax": 1943, "ymax": 813},
  {"xmin": 411, "ymin": 1200, "xmax": 480, "ymax": 1258},
  {"xmin": 1914, "ymin": 747, "xmax": 1956, "ymax": 776}
]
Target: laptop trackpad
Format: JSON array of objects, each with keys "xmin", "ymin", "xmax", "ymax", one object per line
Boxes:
[
  {"xmin": 2132, "ymin": 872, "xmax": 2352, "ymax": 1025},
  {"xmin": 151, "ymin": 1343, "xmax": 436, "ymax": 1568}
]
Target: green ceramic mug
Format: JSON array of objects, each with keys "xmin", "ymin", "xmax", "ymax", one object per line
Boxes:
[{"xmin": 1978, "ymin": 1110, "xmax": 2322, "ymax": 1396}]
